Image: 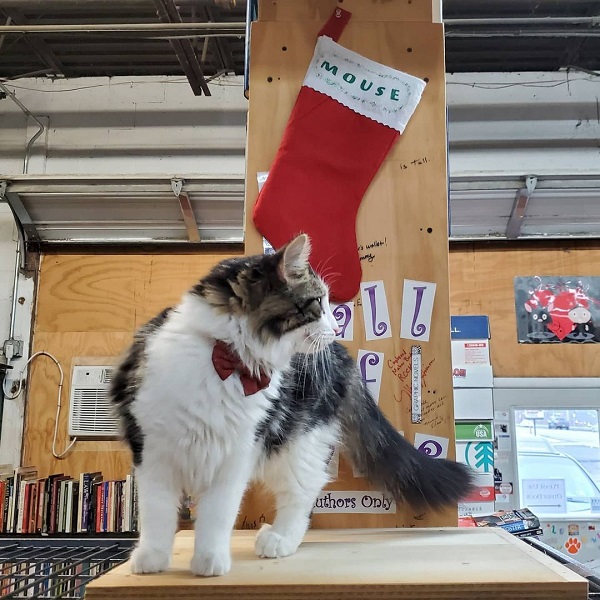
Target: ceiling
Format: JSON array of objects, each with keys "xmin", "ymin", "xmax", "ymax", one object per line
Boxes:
[
  {"xmin": 1, "ymin": 1, "xmax": 599, "ymax": 247},
  {"xmin": 0, "ymin": 0, "xmax": 599, "ymax": 90}
]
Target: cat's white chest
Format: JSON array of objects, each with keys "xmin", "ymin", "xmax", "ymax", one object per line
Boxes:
[{"xmin": 136, "ymin": 329, "xmax": 281, "ymax": 489}]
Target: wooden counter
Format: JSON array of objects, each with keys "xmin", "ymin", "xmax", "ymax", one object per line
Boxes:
[{"xmin": 85, "ymin": 528, "xmax": 587, "ymax": 599}]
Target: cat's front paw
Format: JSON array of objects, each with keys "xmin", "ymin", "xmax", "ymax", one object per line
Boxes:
[
  {"xmin": 190, "ymin": 550, "xmax": 231, "ymax": 577},
  {"xmin": 255, "ymin": 524, "xmax": 300, "ymax": 559},
  {"xmin": 130, "ymin": 546, "xmax": 170, "ymax": 574}
]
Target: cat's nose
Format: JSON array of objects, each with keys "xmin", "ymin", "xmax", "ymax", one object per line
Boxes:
[{"xmin": 333, "ymin": 325, "xmax": 342, "ymax": 335}]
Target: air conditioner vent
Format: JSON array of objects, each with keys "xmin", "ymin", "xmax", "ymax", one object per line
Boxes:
[{"xmin": 68, "ymin": 365, "xmax": 119, "ymax": 439}]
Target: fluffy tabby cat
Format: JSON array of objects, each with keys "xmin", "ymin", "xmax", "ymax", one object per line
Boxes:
[{"xmin": 110, "ymin": 234, "xmax": 473, "ymax": 577}]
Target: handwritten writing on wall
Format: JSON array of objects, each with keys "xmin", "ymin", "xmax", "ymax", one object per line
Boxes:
[
  {"xmin": 357, "ymin": 350, "xmax": 385, "ymax": 404},
  {"xmin": 360, "ymin": 280, "xmax": 392, "ymax": 341},
  {"xmin": 388, "ymin": 350, "xmax": 436, "ymax": 405},
  {"xmin": 400, "ymin": 279, "xmax": 437, "ymax": 342},
  {"xmin": 331, "ymin": 302, "xmax": 354, "ymax": 341},
  {"xmin": 398, "ymin": 156, "xmax": 430, "ymax": 171},
  {"xmin": 403, "ymin": 394, "xmax": 450, "ymax": 431},
  {"xmin": 358, "ymin": 237, "xmax": 388, "ymax": 264}
]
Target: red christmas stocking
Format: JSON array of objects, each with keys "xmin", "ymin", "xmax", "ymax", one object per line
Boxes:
[{"xmin": 252, "ymin": 8, "xmax": 426, "ymax": 302}]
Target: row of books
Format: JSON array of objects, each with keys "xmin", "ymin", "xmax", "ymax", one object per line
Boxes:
[
  {"xmin": 459, "ymin": 507, "xmax": 542, "ymax": 539},
  {"xmin": 0, "ymin": 465, "xmax": 138, "ymax": 534}
]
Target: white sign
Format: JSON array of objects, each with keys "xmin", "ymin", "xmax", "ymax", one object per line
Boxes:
[
  {"xmin": 522, "ymin": 479, "xmax": 566, "ymax": 513},
  {"xmin": 313, "ymin": 491, "xmax": 396, "ymax": 514},
  {"xmin": 413, "ymin": 432, "xmax": 449, "ymax": 459},
  {"xmin": 400, "ymin": 279, "xmax": 437, "ymax": 342},
  {"xmin": 331, "ymin": 302, "xmax": 354, "ymax": 341},
  {"xmin": 356, "ymin": 350, "xmax": 384, "ymax": 404},
  {"xmin": 360, "ymin": 281, "xmax": 392, "ymax": 341}
]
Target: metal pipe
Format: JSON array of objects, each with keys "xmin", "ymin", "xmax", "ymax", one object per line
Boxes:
[
  {"xmin": 0, "ymin": 22, "xmax": 246, "ymax": 34},
  {"xmin": 0, "ymin": 0, "xmax": 230, "ymax": 4},
  {"xmin": 8, "ymin": 244, "xmax": 20, "ymax": 340},
  {"xmin": 0, "ymin": 83, "xmax": 46, "ymax": 174},
  {"xmin": 446, "ymin": 31, "xmax": 600, "ymax": 38},
  {"xmin": 445, "ymin": 16, "xmax": 600, "ymax": 26},
  {"xmin": 243, "ymin": 0, "xmax": 255, "ymax": 98}
]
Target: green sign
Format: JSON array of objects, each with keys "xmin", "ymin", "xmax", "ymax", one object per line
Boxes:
[{"xmin": 455, "ymin": 422, "xmax": 492, "ymax": 442}]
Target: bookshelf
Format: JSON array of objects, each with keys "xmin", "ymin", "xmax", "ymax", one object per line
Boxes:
[{"xmin": 0, "ymin": 466, "xmax": 138, "ymax": 536}]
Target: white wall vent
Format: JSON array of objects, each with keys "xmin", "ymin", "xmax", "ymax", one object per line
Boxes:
[{"xmin": 68, "ymin": 365, "xmax": 120, "ymax": 439}]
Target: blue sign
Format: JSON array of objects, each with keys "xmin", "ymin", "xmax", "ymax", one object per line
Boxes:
[{"xmin": 451, "ymin": 315, "xmax": 490, "ymax": 340}]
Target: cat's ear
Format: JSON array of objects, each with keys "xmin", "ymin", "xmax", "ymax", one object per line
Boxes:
[{"xmin": 278, "ymin": 234, "xmax": 311, "ymax": 281}]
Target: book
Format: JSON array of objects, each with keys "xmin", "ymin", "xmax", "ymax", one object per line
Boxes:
[
  {"xmin": 49, "ymin": 475, "xmax": 68, "ymax": 534},
  {"xmin": 70, "ymin": 481, "xmax": 79, "ymax": 534},
  {"xmin": 43, "ymin": 474, "xmax": 63, "ymax": 534},
  {"xmin": 470, "ymin": 508, "xmax": 541, "ymax": 538},
  {"xmin": 36, "ymin": 478, "xmax": 46, "ymax": 533},
  {"xmin": 77, "ymin": 473, "xmax": 85, "ymax": 533},
  {"xmin": 0, "ymin": 467, "xmax": 138, "ymax": 535},
  {"xmin": 84, "ymin": 473, "xmax": 103, "ymax": 533},
  {"xmin": 16, "ymin": 480, "xmax": 27, "ymax": 534},
  {"xmin": 11, "ymin": 466, "xmax": 37, "ymax": 533},
  {"xmin": 65, "ymin": 480, "xmax": 74, "ymax": 534},
  {"xmin": 28, "ymin": 480, "xmax": 39, "ymax": 534}
]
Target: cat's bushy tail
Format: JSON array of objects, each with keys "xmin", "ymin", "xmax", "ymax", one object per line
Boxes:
[{"xmin": 340, "ymin": 378, "xmax": 475, "ymax": 511}]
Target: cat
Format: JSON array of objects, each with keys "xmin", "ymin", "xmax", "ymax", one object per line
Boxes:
[{"xmin": 109, "ymin": 233, "xmax": 473, "ymax": 577}]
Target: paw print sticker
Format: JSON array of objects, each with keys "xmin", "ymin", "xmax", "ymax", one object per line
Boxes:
[{"xmin": 565, "ymin": 537, "xmax": 581, "ymax": 554}]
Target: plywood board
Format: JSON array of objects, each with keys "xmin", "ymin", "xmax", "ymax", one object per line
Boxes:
[
  {"xmin": 258, "ymin": 0, "xmax": 432, "ymax": 22},
  {"xmin": 449, "ymin": 243, "xmax": 600, "ymax": 378},
  {"xmin": 243, "ymin": 13, "xmax": 454, "ymax": 527},
  {"xmin": 86, "ymin": 528, "xmax": 587, "ymax": 600},
  {"xmin": 25, "ymin": 252, "xmax": 240, "ymax": 480}
]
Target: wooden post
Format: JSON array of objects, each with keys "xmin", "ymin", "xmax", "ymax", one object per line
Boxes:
[{"xmin": 240, "ymin": 0, "xmax": 456, "ymax": 530}]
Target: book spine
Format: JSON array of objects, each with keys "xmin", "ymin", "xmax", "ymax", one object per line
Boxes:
[
  {"xmin": 3, "ymin": 478, "xmax": 12, "ymax": 534},
  {"xmin": 71, "ymin": 482, "xmax": 79, "ymax": 534},
  {"xmin": 132, "ymin": 476, "xmax": 138, "ymax": 532},
  {"xmin": 102, "ymin": 483, "xmax": 108, "ymax": 533},
  {"xmin": 77, "ymin": 473, "xmax": 85, "ymax": 533},
  {"xmin": 82, "ymin": 475, "xmax": 91, "ymax": 532},
  {"xmin": 96, "ymin": 485, "xmax": 102, "ymax": 533},
  {"xmin": 28, "ymin": 482, "xmax": 37, "ymax": 535},
  {"xmin": 108, "ymin": 482, "xmax": 114, "ymax": 533},
  {"xmin": 36, "ymin": 480, "xmax": 45, "ymax": 533},
  {"xmin": 9, "ymin": 475, "xmax": 19, "ymax": 533},
  {"xmin": 16, "ymin": 480, "xmax": 26, "ymax": 534},
  {"xmin": 50, "ymin": 479, "xmax": 60, "ymax": 535},
  {"xmin": 0, "ymin": 481, "xmax": 5, "ymax": 533}
]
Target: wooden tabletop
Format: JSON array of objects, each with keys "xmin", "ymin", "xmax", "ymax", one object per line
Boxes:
[{"xmin": 85, "ymin": 528, "xmax": 587, "ymax": 599}]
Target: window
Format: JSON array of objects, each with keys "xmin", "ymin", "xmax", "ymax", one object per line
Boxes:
[{"xmin": 515, "ymin": 409, "xmax": 600, "ymax": 516}]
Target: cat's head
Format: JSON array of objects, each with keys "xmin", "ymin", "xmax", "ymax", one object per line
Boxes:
[{"xmin": 197, "ymin": 234, "xmax": 340, "ymax": 352}]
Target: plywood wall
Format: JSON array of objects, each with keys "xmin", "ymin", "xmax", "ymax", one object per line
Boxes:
[
  {"xmin": 243, "ymin": 0, "xmax": 454, "ymax": 529},
  {"xmin": 449, "ymin": 242, "xmax": 600, "ymax": 378},
  {"xmin": 24, "ymin": 252, "xmax": 240, "ymax": 481}
]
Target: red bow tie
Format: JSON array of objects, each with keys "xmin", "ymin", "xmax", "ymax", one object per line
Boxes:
[{"xmin": 211, "ymin": 340, "xmax": 271, "ymax": 396}]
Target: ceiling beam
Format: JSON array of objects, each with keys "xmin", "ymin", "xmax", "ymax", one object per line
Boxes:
[
  {"xmin": 153, "ymin": 0, "xmax": 210, "ymax": 96},
  {"xmin": 0, "ymin": 22, "xmax": 245, "ymax": 34},
  {"xmin": 206, "ymin": 4, "xmax": 235, "ymax": 73},
  {"xmin": 0, "ymin": 8, "xmax": 66, "ymax": 75}
]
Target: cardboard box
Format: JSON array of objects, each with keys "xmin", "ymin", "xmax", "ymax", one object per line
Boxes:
[
  {"xmin": 452, "ymin": 364, "xmax": 494, "ymax": 388},
  {"xmin": 454, "ymin": 388, "xmax": 494, "ymax": 421}
]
